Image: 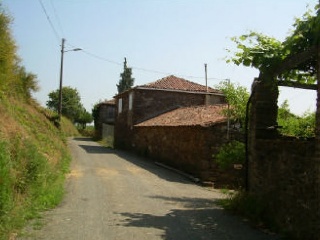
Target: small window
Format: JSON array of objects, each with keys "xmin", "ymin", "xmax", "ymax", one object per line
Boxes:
[
  {"xmin": 129, "ymin": 92, "xmax": 133, "ymax": 110},
  {"xmin": 118, "ymin": 98, "xmax": 122, "ymax": 114}
]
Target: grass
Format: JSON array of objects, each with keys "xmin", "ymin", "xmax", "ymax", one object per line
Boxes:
[
  {"xmin": 78, "ymin": 125, "xmax": 95, "ymax": 138},
  {"xmin": 217, "ymin": 190, "xmax": 279, "ymax": 236},
  {"xmin": 98, "ymin": 136, "xmax": 114, "ymax": 148},
  {"xmin": 0, "ymin": 97, "xmax": 78, "ymax": 240}
]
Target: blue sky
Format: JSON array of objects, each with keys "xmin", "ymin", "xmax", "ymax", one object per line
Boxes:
[{"xmin": 2, "ymin": 0, "xmax": 318, "ymax": 115}]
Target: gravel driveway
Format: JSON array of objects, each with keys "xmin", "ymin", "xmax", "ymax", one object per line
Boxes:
[{"xmin": 18, "ymin": 137, "xmax": 280, "ymax": 240}]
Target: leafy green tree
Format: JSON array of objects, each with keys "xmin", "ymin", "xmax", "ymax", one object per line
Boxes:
[
  {"xmin": 0, "ymin": 7, "xmax": 19, "ymax": 95},
  {"xmin": 92, "ymin": 102, "xmax": 100, "ymax": 130},
  {"xmin": 277, "ymin": 100, "xmax": 315, "ymax": 138},
  {"xmin": 0, "ymin": 8, "xmax": 38, "ymax": 101},
  {"xmin": 117, "ymin": 58, "xmax": 134, "ymax": 93},
  {"xmin": 278, "ymin": 100, "xmax": 294, "ymax": 120},
  {"xmin": 75, "ymin": 107, "xmax": 93, "ymax": 129},
  {"xmin": 16, "ymin": 66, "xmax": 39, "ymax": 101},
  {"xmin": 215, "ymin": 81, "xmax": 249, "ymax": 128},
  {"xmin": 46, "ymin": 86, "xmax": 83, "ymax": 122},
  {"xmin": 297, "ymin": 112, "xmax": 316, "ymax": 137}
]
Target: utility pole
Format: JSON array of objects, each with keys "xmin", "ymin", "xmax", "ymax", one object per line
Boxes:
[
  {"xmin": 204, "ymin": 63, "xmax": 208, "ymax": 92},
  {"xmin": 58, "ymin": 38, "xmax": 65, "ymax": 123},
  {"xmin": 57, "ymin": 38, "xmax": 81, "ymax": 125}
]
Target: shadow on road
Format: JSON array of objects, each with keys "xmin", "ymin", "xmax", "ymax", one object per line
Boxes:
[
  {"xmin": 73, "ymin": 137, "xmax": 94, "ymax": 142},
  {"xmin": 116, "ymin": 196, "xmax": 279, "ymax": 240},
  {"xmin": 79, "ymin": 144, "xmax": 114, "ymax": 154},
  {"xmin": 77, "ymin": 139, "xmax": 194, "ymax": 185}
]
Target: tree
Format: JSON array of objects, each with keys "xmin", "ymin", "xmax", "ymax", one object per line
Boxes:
[
  {"xmin": 92, "ymin": 102, "xmax": 100, "ymax": 131},
  {"xmin": 278, "ymin": 100, "xmax": 294, "ymax": 121},
  {"xmin": 46, "ymin": 86, "xmax": 83, "ymax": 122},
  {"xmin": 0, "ymin": 8, "xmax": 38, "ymax": 101},
  {"xmin": 16, "ymin": 66, "xmax": 39, "ymax": 101},
  {"xmin": 277, "ymin": 100, "xmax": 315, "ymax": 138},
  {"xmin": 0, "ymin": 7, "xmax": 19, "ymax": 95},
  {"xmin": 117, "ymin": 58, "xmax": 134, "ymax": 93},
  {"xmin": 75, "ymin": 107, "xmax": 93, "ymax": 129},
  {"xmin": 215, "ymin": 81, "xmax": 249, "ymax": 128}
]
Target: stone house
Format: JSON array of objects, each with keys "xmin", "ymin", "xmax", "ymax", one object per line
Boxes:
[
  {"xmin": 113, "ymin": 75, "xmax": 242, "ymax": 185},
  {"xmin": 114, "ymin": 75, "xmax": 226, "ymax": 149},
  {"xmin": 133, "ymin": 104, "xmax": 244, "ymax": 185},
  {"xmin": 95, "ymin": 99, "xmax": 115, "ymax": 140}
]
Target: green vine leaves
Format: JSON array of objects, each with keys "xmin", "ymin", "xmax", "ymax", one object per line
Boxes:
[{"xmin": 226, "ymin": 4, "xmax": 319, "ymax": 84}]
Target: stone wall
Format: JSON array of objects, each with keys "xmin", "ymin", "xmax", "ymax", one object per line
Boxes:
[
  {"xmin": 114, "ymin": 92, "xmax": 131, "ymax": 148},
  {"xmin": 133, "ymin": 123, "xmax": 244, "ymax": 187},
  {"xmin": 248, "ymin": 78, "xmax": 320, "ymax": 239},
  {"xmin": 114, "ymin": 88, "xmax": 225, "ymax": 149},
  {"xmin": 95, "ymin": 103, "xmax": 115, "ymax": 140},
  {"xmin": 102, "ymin": 124, "xmax": 114, "ymax": 140},
  {"xmin": 249, "ymin": 137, "xmax": 318, "ymax": 239},
  {"xmin": 132, "ymin": 89, "xmax": 225, "ymax": 124}
]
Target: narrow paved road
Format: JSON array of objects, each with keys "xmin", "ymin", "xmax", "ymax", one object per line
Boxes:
[{"xmin": 20, "ymin": 138, "xmax": 280, "ymax": 240}]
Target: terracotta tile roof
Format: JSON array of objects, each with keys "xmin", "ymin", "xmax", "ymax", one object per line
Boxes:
[
  {"xmin": 135, "ymin": 104, "xmax": 227, "ymax": 127},
  {"xmin": 138, "ymin": 75, "xmax": 222, "ymax": 94}
]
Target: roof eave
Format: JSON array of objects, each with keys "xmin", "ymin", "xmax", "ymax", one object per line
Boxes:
[{"xmin": 134, "ymin": 119, "xmax": 227, "ymax": 128}]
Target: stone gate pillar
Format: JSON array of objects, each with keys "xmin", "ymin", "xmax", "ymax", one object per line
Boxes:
[
  {"xmin": 247, "ymin": 76, "xmax": 279, "ymax": 194},
  {"xmin": 249, "ymin": 77, "xmax": 279, "ymax": 140}
]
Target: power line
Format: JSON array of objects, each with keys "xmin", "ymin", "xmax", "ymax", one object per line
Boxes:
[
  {"xmin": 37, "ymin": 0, "xmax": 230, "ymax": 84},
  {"xmin": 38, "ymin": 0, "xmax": 61, "ymax": 42},
  {"xmin": 50, "ymin": 0, "xmax": 65, "ymax": 37},
  {"xmin": 37, "ymin": 1, "xmax": 228, "ymax": 82},
  {"xmin": 66, "ymin": 43, "xmax": 228, "ymax": 81},
  {"xmin": 81, "ymin": 49, "xmax": 123, "ymax": 66}
]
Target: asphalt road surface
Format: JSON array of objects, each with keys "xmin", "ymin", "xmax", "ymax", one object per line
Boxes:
[{"xmin": 19, "ymin": 138, "xmax": 280, "ymax": 240}]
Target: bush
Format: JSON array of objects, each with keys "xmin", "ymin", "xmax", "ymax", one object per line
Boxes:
[
  {"xmin": 214, "ymin": 141, "xmax": 245, "ymax": 169},
  {"xmin": 218, "ymin": 191, "xmax": 273, "ymax": 228},
  {"xmin": 278, "ymin": 101, "xmax": 315, "ymax": 138},
  {"xmin": 78, "ymin": 125, "xmax": 95, "ymax": 138},
  {"xmin": 99, "ymin": 136, "xmax": 114, "ymax": 148}
]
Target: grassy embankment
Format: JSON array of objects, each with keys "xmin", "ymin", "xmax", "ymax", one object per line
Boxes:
[{"xmin": 0, "ymin": 97, "xmax": 79, "ymax": 240}]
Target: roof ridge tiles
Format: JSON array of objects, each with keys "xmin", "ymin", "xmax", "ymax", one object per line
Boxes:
[{"xmin": 138, "ymin": 75, "xmax": 221, "ymax": 94}]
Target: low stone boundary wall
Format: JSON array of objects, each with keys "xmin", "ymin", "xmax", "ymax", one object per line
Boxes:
[
  {"xmin": 249, "ymin": 137, "xmax": 319, "ymax": 239},
  {"xmin": 132, "ymin": 124, "xmax": 244, "ymax": 188}
]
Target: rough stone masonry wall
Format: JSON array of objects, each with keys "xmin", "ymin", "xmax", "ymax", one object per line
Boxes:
[
  {"xmin": 251, "ymin": 137, "xmax": 318, "ymax": 239},
  {"xmin": 114, "ymin": 92, "xmax": 131, "ymax": 149},
  {"xmin": 248, "ymin": 78, "xmax": 320, "ymax": 239},
  {"xmin": 132, "ymin": 89, "xmax": 222, "ymax": 124},
  {"xmin": 114, "ymin": 88, "xmax": 225, "ymax": 150},
  {"xmin": 132, "ymin": 124, "xmax": 244, "ymax": 187}
]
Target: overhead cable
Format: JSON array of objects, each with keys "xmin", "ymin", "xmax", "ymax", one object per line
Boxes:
[
  {"xmin": 38, "ymin": 1, "xmax": 228, "ymax": 82},
  {"xmin": 38, "ymin": 0, "xmax": 61, "ymax": 42},
  {"xmin": 69, "ymin": 44, "xmax": 228, "ymax": 81},
  {"xmin": 50, "ymin": 0, "xmax": 65, "ymax": 37}
]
